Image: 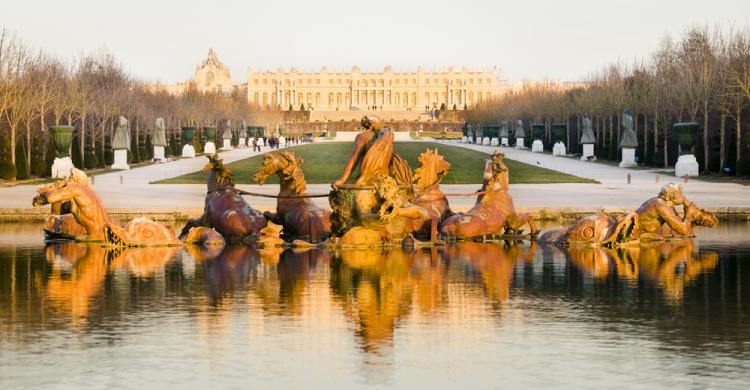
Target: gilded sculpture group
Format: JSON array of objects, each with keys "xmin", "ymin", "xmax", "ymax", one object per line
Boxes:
[{"xmin": 34, "ymin": 116, "xmax": 717, "ymax": 249}]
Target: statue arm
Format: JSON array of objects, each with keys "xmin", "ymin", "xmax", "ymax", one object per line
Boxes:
[
  {"xmin": 656, "ymin": 204, "xmax": 693, "ymax": 235},
  {"xmin": 333, "ymin": 132, "xmax": 369, "ymax": 188},
  {"xmin": 38, "ymin": 186, "xmax": 81, "ymax": 206}
]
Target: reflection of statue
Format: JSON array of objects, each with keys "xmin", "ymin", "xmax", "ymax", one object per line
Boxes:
[
  {"xmin": 112, "ymin": 116, "xmax": 130, "ymax": 150},
  {"xmin": 33, "ymin": 169, "xmax": 178, "ymax": 246},
  {"xmin": 152, "ymin": 117, "xmax": 167, "ymax": 147},
  {"xmin": 440, "ymin": 152, "xmax": 538, "ymax": 238},
  {"xmin": 180, "ymin": 155, "xmax": 267, "ymax": 242},
  {"xmin": 540, "ymin": 183, "xmax": 717, "ymax": 247},
  {"xmin": 635, "ymin": 183, "xmax": 717, "ymax": 240},
  {"xmin": 580, "ymin": 115, "xmax": 596, "ymax": 144},
  {"xmin": 412, "ymin": 149, "xmax": 453, "ymax": 239},
  {"xmin": 251, "ymin": 151, "xmax": 331, "ymax": 242},
  {"xmin": 619, "ymin": 109, "xmax": 638, "ymax": 148},
  {"xmin": 514, "ymin": 120, "xmax": 525, "ymax": 138}
]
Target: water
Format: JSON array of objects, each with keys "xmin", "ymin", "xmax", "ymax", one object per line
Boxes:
[{"xmin": 1, "ymin": 223, "xmax": 749, "ymax": 389}]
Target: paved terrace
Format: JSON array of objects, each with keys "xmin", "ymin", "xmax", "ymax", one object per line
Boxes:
[{"xmin": 1, "ymin": 138, "xmax": 749, "ymax": 221}]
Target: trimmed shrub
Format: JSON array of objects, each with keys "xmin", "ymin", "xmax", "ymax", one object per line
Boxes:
[
  {"xmin": 15, "ymin": 139, "xmax": 30, "ymax": 180},
  {"xmin": 45, "ymin": 135, "xmax": 56, "ymax": 177},
  {"xmin": 104, "ymin": 136, "xmax": 114, "ymax": 165},
  {"xmin": 130, "ymin": 133, "xmax": 140, "ymax": 163},
  {"xmin": 0, "ymin": 137, "xmax": 17, "ymax": 180},
  {"xmin": 144, "ymin": 135, "xmax": 153, "ymax": 160},
  {"xmin": 71, "ymin": 133, "xmax": 83, "ymax": 168},
  {"xmin": 84, "ymin": 143, "xmax": 98, "ymax": 169},
  {"xmin": 30, "ymin": 137, "xmax": 46, "ymax": 176}
]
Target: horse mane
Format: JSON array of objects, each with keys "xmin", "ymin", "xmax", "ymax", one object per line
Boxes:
[
  {"xmin": 203, "ymin": 154, "xmax": 234, "ymax": 187},
  {"xmin": 414, "ymin": 148, "xmax": 450, "ymax": 190},
  {"xmin": 272, "ymin": 151, "xmax": 307, "ymax": 194}
]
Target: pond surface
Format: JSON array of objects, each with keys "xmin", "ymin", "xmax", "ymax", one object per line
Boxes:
[{"xmin": 1, "ymin": 223, "xmax": 749, "ymax": 389}]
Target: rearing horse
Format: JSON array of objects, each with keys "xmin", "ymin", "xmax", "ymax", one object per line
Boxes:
[
  {"xmin": 440, "ymin": 152, "xmax": 538, "ymax": 239},
  {"xmin": 412, "ymin": 148, "xmax": 453, "ymax": 239},
  {"xmin": 251, "ymin": 151, "xmax": 331, "ymax": 241}
]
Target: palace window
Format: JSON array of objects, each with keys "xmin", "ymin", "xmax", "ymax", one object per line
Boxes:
[
  {"xmin": 469, "ymin": 78, "xmax": 473, "ymax": 84},
  {"xmin": 253, "ymin": 92, "xmax": 259, "ymax": 102},
  {"xmin": 254, "ymin": 79, "xmax": 259, "ymax": 85},
  {"xmin": 478, "ymin": 78, "xmax": 483, "ymax": 84},
  {"xmin": 316, "ymin": 79, "xmax": 320, "ymax": 85}
]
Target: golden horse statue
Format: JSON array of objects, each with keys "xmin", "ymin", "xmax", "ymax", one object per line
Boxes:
[
  {"xmin": 33, "ymin": 168, "xmax": 179, "ymax": 247},
  {"xmin": 251, "ymin": 151, "xmax": 332, "ymax": 242},
  {"xmin": 439, "ymin": 152, "xmax": 538, "ymax": 239},
  {"xmin": 412, "ymin": 148, "xmax": 453, "ymax": 240}
]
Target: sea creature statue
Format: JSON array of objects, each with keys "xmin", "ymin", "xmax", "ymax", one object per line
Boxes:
[
  {"xmin": 412, "ymin": 148, "xmax": 453, "ymax": 239},
  {"xmin": 538, "ymin": 212, "xmax": 639, "ymax": 247},
  {"xmin": 329, "ymin": 116, "xmax": 412, "ymax": 236},
  {"xmin": 251, "ymin": 150, "xmax": 331, "ymax": 242},
  {"xmin": 33, "ymin": 168, "xmax": 179, "ymax": 247},
  {"xmin": 539, "ymin": 183, "xmax": 717, "ymax": 247},
  {"xmin": 338, "ymin": 176, "xmax": 430, "ymax": 247},
  {"xmin": 180, "ymin": 154, "xmax": 267, "ymax": 242},
  {"xmin": 440, "ymin": 152, "xmax": 538, "ymax": 239}
]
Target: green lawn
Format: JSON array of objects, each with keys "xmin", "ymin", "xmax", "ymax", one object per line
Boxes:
[{"xmin": 154, "ymin": 142, "xmax": 596, "ymax": 185}]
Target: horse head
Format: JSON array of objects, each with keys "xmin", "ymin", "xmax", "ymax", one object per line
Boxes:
[
  {"xmin": 203, "ymin": 154, "xmax": 234, "ymax": 192},
  {"xmin": 251, "ymin": 151, "xmax": 306, "ymax": 194},
  {"xmin": 413, "ymin": 148, "xmax": 451, "ymax": 192}
]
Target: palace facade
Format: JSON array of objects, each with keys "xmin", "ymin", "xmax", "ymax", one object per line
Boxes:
[{"xmin": 247, "ymin": 65, "xmax": 504, "ymax": 111}]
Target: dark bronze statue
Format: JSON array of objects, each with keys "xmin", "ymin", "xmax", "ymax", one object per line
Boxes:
[
  {"xmin": 251, "ymin": 151, "xmax": 331, "ymax": 242},
  {"xmin": 180, "ymin": 154, "xmax": 267, "ymax": 242}
]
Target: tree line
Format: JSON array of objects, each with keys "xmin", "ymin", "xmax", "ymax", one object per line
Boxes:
[
  {"xmin": 0, "ymin": 28, "xmax": 279, "ymax": 181},
  {"xmin": 468, "ymin": 26, "xmax": 750, "ymax": 175}
]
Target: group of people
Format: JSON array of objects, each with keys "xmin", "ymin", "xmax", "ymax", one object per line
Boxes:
[{"xmin": 250, "ymin": 135, "xmax": 312, "ymax": 152}]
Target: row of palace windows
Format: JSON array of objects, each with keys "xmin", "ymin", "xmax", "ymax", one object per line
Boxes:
[
  {"xmin": 251, "ymin": 91, "xmax": 490, "ymax": 107},
  {"xmin": 252, "ymin": 77, "xmax": 494, "ymax": 87}
]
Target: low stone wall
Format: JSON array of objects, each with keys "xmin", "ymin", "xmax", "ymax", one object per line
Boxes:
[{"xmin": 3, "ymin": 206, "xmax": 748, "ymax": 224}]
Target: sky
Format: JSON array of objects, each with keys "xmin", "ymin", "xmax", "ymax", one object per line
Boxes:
[{"xmin": 1, "ymin": 0, "xmax": 748, "ymax": 84}]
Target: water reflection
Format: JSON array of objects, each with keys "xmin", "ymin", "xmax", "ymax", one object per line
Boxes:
[{"xmin": 1, "ymin": 233, "xmax": 749, "ymax": 387}]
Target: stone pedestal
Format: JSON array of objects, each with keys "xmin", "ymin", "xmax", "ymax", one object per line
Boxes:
[
  {"xmin": 675, "ymin": 154, "xmax": 699, "ymax": 177},
  {"xmin": 204, "ymin": 142, "xmax": 216, "ymax": 154},
  {"xmin": 279, "ymin": 136, "xmax": 286, "ymax": 145},
  {"xmin": 531, "ymin": 140, "xmax": 544, "ymax": 153},
  {"xmin": 182, "ymin": 144, "xmax": 195, "ymax": 158},
  {"xmin": 619, "ymin": 147, "xmax": 637, "ymax": 168},
  {"xmin": 501, "ymin": 137, "xmax": 509, "ymax": 146},
  {"xmin": 111, "ymin": 149, "xmax": 129, "ymax": 170},
  {"xmin": 490, "ymin": 138, "xmax": 499, "ymax": 146},
  {"xmin": 221, "ymin": 139, "xmax": 232, "ymax": 150},
  {"xmin": 581, "ymin": 143, "xmax": 595, "ymax": 161},
  {"xmin": 515, "ymin": 137, "xmax": 524, "ymax": 149},
  {"xmin": 153, "ymin": 146, "xmax": 166, "ymax": 163},
  {"xmin": 552, "ymin": 142, "xmax": 566, "ymax": 156},
  {"xmin": 238, "ymin": 138, "xmax": 247, "ymax": 147},
  {"xmin": 51, "ymin": 157, "xmax": 74, "ymax": 179},
  {"xmin": 482, "ymin": 137, "xmax": 491, "ymax": 146}
]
